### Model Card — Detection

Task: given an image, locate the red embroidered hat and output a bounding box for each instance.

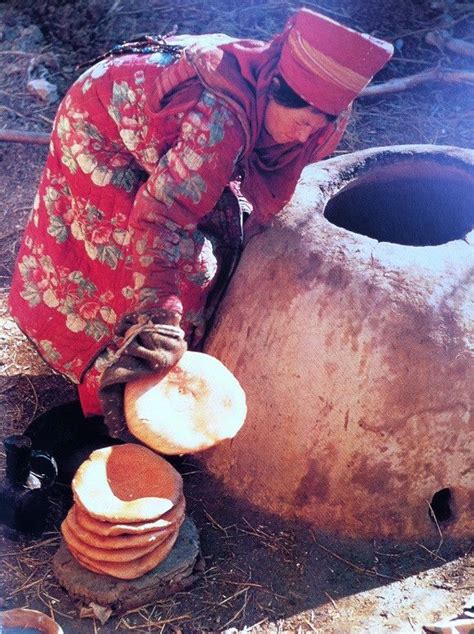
[278,8,394,115]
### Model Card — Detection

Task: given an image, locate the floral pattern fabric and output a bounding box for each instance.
[9,54,245,401]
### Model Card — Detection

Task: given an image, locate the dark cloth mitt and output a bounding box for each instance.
[99,309,187,437]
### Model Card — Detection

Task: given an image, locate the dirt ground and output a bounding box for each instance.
[0,0,473,632]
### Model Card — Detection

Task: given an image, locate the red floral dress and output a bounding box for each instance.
[9,53,246,412]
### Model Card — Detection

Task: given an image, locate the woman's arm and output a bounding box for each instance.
[126,90,245,318]
[99,91,245,432]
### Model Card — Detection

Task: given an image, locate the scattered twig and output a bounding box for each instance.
[241,517,275,540]
[2,536,60,556]
[116,600,169,619]
[392,9,474,40]
[119,614,192,630]
[311,533,399,581]
[301,616,319,633]
[407,614,417,631]
[427,500,444,553]
[202,508,233,536]
[362,68,474,96]
[6,569,37,597]
[223,579,286,598]
[0,128,51,144]
[36,114,54,125]
[324,591,339,611]
[25,375,39,422]
[375,549,415,558]
[416,541,447,562]
[220,587,249,630]
[391,56,438,65]
[0,105,29,120]
[38,602,74,622]
[237,517,294,556]
[216,586,249,607]
[7,576,45,598]
[248,619,269,631]
[313,539,367,573]
[0,228,23,241]
[0,51,37,56]
[48,601,60,631]
[430,1,474,9]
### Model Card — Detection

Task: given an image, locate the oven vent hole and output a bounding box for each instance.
[429,488,453,524]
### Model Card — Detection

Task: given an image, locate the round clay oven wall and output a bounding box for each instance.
[202,145,474,539]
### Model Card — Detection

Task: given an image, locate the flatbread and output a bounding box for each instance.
[65,505,177,550]
[74,494,186,536]
[61,516,166,562]
[125,351,247,454]
[66,530,179,579]
[72,444,183,522]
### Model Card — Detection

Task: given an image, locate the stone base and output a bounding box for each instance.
[52,517,201,613]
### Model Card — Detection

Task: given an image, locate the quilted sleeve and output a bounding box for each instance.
[125,90,245,316]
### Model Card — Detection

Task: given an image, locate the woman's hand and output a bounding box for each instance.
[99,309,187,436]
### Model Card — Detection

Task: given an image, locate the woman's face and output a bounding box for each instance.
[264,98,331,145]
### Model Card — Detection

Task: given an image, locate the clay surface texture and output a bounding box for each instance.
[203,145,473,539]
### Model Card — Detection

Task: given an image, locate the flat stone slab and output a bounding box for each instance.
[52,517,201,613]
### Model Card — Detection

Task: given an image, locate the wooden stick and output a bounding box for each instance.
[362,68,474,96]
[0,128,51,145]
[426,31,474,58]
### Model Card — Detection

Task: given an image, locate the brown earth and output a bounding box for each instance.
[0,0,473,632]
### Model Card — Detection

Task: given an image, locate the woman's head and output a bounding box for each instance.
[276,8,393,116]
[264,74,337,145]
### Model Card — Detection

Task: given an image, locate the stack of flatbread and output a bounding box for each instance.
[61,443,185,579]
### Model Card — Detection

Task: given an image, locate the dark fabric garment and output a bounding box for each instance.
[24,402,123,484]
[99,309,187,436]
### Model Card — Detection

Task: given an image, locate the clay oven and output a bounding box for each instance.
[202,145,473,539]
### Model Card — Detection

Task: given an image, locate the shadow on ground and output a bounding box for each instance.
[0,373,470,632]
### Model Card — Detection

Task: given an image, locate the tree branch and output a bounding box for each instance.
[361,67,474,96]
[0,129,51,144]
[426,31,474,58]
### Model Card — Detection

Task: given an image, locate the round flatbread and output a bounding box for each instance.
[65,505,177,550]
[74,494,186,536]
[61,516,166,562]
[125,351,247,454]
[72,444,183,522]
[66,530,179,579]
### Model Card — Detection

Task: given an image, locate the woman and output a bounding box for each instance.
[9,8,393,433]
